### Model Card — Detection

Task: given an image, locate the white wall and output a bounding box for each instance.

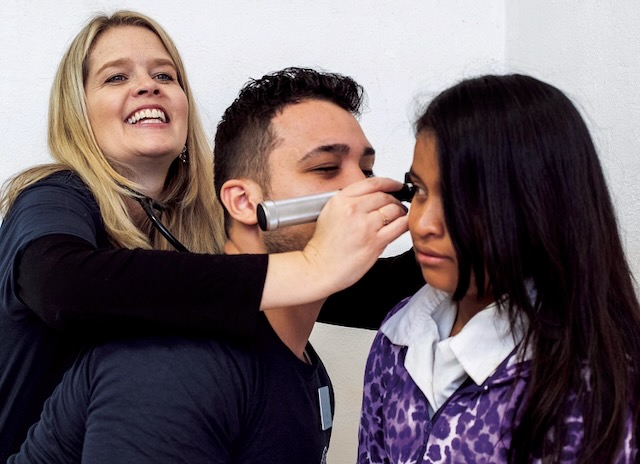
[1,2,637,463]
[504,1,640,280]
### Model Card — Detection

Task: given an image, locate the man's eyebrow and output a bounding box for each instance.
[298,144,376,163]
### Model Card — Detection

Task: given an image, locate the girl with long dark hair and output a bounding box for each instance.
[359,74,639,463]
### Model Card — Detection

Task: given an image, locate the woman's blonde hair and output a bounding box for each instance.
[0,10,225,253]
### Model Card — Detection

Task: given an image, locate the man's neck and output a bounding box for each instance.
[225,237,323,363]
[262,301,325,362]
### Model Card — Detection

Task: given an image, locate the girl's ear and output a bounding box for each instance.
[219,179,263,226]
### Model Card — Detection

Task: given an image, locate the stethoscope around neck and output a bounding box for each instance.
[128,190,189,252]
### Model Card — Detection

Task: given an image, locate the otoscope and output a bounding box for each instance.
[257,175,415,231]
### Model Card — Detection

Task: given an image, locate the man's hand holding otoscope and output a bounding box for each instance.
[257,174,416,231]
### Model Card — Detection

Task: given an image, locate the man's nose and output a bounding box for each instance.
[344,165,368,184]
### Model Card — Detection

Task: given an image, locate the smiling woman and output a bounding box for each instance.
[0,10,422,460]
[85,25,189,194]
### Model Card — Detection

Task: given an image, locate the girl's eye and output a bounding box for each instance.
[361,169,374,178]
[105,74,126,83]
[412,183,427,198]
[406,173,426,197]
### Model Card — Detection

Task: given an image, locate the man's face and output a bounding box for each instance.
[261,98,375,253]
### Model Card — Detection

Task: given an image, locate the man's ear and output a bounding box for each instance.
[219,179,263,226]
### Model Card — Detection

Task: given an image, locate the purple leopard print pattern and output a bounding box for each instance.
[358,300,638,463]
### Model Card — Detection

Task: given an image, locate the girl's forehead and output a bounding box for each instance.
[411,132,439,178]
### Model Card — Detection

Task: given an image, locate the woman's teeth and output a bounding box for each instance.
[127,109,167,124]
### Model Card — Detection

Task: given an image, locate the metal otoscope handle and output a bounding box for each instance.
[256,182,415,231]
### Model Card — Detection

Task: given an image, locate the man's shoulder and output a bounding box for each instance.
[90,335,258,377]
[44,336,262,464]
[74,335,260,432]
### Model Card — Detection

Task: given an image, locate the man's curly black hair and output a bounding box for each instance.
[213,67,365,232]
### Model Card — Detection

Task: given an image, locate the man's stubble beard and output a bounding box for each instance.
[262,226,313,254]
[260,182,315,254]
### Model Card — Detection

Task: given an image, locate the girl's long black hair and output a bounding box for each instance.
[416,74,640,462]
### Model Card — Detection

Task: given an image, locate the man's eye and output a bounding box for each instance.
[105,74,126,83]
[312,166,339,173]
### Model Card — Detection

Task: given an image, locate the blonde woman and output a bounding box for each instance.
[0,11,416,459]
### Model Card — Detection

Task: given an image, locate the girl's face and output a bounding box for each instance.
[84,25,188,178]
[408,132,459,294]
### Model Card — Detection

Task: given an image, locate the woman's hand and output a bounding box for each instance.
[262,177,408,308]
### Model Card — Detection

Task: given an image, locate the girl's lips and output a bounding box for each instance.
[415,248,449,265]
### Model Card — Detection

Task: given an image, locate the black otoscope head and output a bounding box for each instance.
[389,174,416,202]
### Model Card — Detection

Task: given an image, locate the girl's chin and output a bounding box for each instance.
[420,272,456,294]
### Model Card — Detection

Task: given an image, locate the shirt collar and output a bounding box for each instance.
[381,284,529,395]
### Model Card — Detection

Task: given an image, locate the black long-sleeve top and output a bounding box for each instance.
[0,171,423,460]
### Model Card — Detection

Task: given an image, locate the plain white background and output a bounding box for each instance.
[1,2,639,463]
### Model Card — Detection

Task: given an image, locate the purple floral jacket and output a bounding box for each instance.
[358,299,638,463]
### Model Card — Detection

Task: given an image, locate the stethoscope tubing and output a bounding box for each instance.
[138,196,189,252]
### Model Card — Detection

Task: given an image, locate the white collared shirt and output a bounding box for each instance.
[381,285,529,417]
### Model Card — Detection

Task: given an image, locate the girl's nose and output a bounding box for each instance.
[409,199,445,238]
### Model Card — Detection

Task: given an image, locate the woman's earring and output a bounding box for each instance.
[179,145,188,163]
